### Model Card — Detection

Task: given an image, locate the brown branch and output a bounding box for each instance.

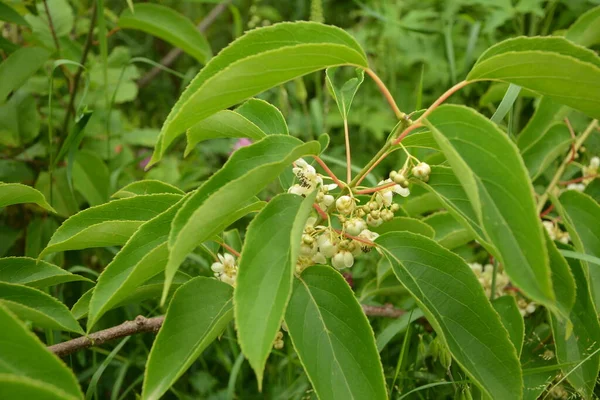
[137,1,231,88]
[48,315,164,357]
[42,0,62,56]
[362,304,405,318]
[61,3,97,134]
[49,303,406,357]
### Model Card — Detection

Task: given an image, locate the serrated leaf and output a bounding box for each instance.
[425,104,555,308]
[326,67,364,119]
[377,232,522,399]
[550,244,600,399]
[149,21,367,165]
[565,5,600,48]
[554,191,600,310]
[285,266,387,400]
[422,211,474,250]
[87,195,189,330]
[119,3,211,64]
[0,182,55,212]
[142,277,233,400]
[376,309,424,352]
[164,135,319,302]
[112,180,184,198]
[235,192,315,387]
[0,374,78,400]
[35,170,78,218]
[235,98,288,135]
[544,231,576,318]
[0,257,92,288]
[0,47,50,103]
[371,216,435,238]
[467,36,600,119]
[520,123,572,180]
[492,296,524,357]
[0,282,83,333]
[41,194,181,257]
[0,305,83,399]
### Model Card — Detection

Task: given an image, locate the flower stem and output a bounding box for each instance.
[312,155,345,188]
[364,68,405,120]
[344,118,352,183]
[354,181,397,194]
[536,119,598,214]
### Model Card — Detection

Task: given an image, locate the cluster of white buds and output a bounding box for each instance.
[273,331,284,350]
[288,158,324,196]
[211,253,238,286]
[542,220,570,244]
[315,183,337,210]
[567,155,599,192]
[336,195,356,215]
[469,262,536,317]
[412,162,432,182]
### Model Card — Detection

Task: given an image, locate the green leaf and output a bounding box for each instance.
[40,194,181,257]
[25,0,73,48]
[285,266,387,400]
[554,191,600,310]
[371,216,435,238]
[520,122,571,181]
[72,150,109,206]
[142,277,233,400]
[0,374,78,400]
[0,2,29,26]
[71,272,189,320]
[565,5,600,48]
[544,231,576,318]
[422,211,474,250]
[118,3,211,64]
[467,36,600,119]
[376,309,424,352]
[0,182,55,212]
[326,67,364,119]
[490,83,521,124]
[521,324,557,400]
[0,304,83,399]
[492,296,524,357]
[559,249,600,266]
[87,195,189,330]
[235,98,288,135]
[0,47,50,103]
[149,21,367,165]
[235,192,315,387]
[377,232,522,399]
[112,180,184,198]
[0,282,83,333]
[0,257,92,288]
[35,170,78,218]
[0,92,41,147]
[164,135,319,302]
[550,245,600,399]
[425,105,555,308]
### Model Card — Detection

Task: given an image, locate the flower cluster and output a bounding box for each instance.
[273,331,284,350]
[566,155,599,192]
[211,253,238,286]
[469,263,536,317]
[542,220,570,244]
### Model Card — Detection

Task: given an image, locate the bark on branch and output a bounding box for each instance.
[48,304,405,357]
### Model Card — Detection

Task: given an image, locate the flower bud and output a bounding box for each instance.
[412,162,431,180]
[336,195,355,215]
[381,209,394,221]
[345,218,367,236]
[389,170,398,180]
[370,210,380,219]
[317,234,338,258]
[366,214,383,227]
[392,172,408,187]
[391,203,400,212]
[331,250,354,269]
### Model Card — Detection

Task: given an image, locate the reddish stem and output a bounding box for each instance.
[312,156,345,188]
[559,174,597,185]
[355,181,396,194]
[364,68,405,119]
[540,204,555,218]
[354,152,388,187]
[313,203,328,219]
[334,229,375,246]
[393,122,424,145]
[215,241,241,257]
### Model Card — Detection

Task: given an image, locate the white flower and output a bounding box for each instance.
[312,252,327,265]
[331,250,354,269]
[211,253,238,286]
[590,156,600,169]
[292,158,323,193]
[469,262,483,276]
[366,214,383,227]
[300,234,318,257]
[412,162,431,180]
[344,218,366,236]
[567,183,585,192]
[336,195,355,215]
[358,229,379,242]
[288,184,310,196]
[374,179,410,207]
[542,221,555,239]
[317,234,338,258]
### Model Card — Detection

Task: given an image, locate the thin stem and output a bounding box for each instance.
[559,174,598,185]
[354,181,396,195]
[364,68,405,120]
[351,144,391,187]
[343,118,352,183]
[312,155,345,188]
[42,0,62,56]
[564,117,577,162]
[214,241,241,257]
[393,122,423,145]
[333,229,374,246]
[536,120,598,214]
[313,203,328,219]
[540,204,555,218]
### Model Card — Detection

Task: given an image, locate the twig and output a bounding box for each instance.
[214,240,241,257]
[354,181,396,194]
[42,0,62,56]
[49,303,406,356]
[312,155,345,188]
[364,68,405,120]
[48,315,164,357]
[61,3,97,134]
[137,1,231,88]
